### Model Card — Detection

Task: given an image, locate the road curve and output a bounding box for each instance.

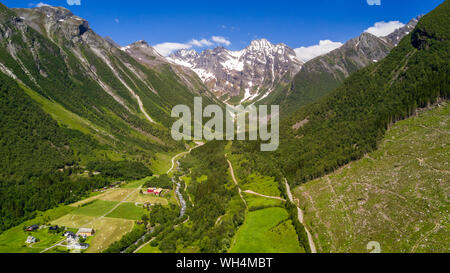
[243,190,286,202]
[167,142,204,174]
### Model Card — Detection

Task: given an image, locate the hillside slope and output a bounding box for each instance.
[1,4,216,147]
[0,3,215,232]
[294,103,449,253]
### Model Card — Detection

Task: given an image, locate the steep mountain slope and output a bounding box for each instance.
[265,19,419,116]
[168,39,303,104]
[0,4,215,231]
[121,40,218,102]
[0,69,114,231]
[294,103,449,253]
[0,71,74,182]
[11,6,216,128]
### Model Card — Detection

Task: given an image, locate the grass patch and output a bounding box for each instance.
[181,175,191,186]
[0,227,65,253]
[21,84,96,136]
[106,203,147,220]
[137,243,161,253]
[241,174,281,197]
[72,200,118,217]
[197,175,208,183]
[230,207,305,253]
[126,191,170,205]
[243,193,284,211]
[150,151,181,175]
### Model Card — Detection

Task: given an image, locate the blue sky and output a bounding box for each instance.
[2,0,445,57]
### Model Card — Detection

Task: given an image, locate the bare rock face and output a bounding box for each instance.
[167,39,303,103]
[14,6,90,42]
[385,16,421,46]
[121,40,168,67]
[120,40,213,98]
[12,6,116,54]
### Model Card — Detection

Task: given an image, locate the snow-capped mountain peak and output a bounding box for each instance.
[167,39,303,103]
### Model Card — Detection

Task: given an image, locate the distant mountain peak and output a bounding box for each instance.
[167,39,303,103]
[248,38,274,48]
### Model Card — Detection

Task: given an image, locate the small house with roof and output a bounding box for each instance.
[26,236,37,244]
[77,228,95,237]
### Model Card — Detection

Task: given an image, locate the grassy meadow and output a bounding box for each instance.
[230,207,305,253]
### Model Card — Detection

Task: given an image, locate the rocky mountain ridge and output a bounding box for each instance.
[167,38,303,104]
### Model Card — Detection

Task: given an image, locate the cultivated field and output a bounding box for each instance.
[0,173,177,253]
[51,214,134,253]
[47,177,172,252]
[294,104,450,253]
[72,200,119,217]
[106,203,147,220]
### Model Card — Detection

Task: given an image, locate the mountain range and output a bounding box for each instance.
[154,18,419,108]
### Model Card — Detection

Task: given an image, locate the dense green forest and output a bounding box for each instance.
[0,72,74,182]
[0,72,113,231]
[234,0,449,187]
[143,174,172,189]
[86,160,152,180]
[0,74,151,231]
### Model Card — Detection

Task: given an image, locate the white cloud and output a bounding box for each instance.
[154,36,232,56]
[295,40,343,62]
[365,21,405,37]
[153,42,193,56]
[67,0,81,6]
[189,39,213,47]
[367,0,381,6]
[35,2,50,7]
[212,36,231,46]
